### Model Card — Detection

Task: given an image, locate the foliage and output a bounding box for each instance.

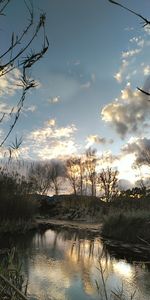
[0,248,28,299]
[102,210,150,243]
[0,167,36,221]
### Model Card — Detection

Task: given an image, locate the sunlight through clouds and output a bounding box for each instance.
[26,119,78,160]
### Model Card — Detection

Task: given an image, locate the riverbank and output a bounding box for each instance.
[0,217,102,236]
[1,217,150,261]
[36,217,102,236]
[1,212,150,244]
[0,219,38,235]
[101,211,150,244]
[35,218,150,261]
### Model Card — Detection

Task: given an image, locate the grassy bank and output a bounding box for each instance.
[0,219,38,235]
[101,210,150,243]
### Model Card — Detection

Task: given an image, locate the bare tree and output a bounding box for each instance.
[66,157,80,195]
[108,1,150,27]
[77,157,86,195]
[28,160,64,195]
[97,167,118,202]
[28,163,51,195]
[0,0,48,147]
[84,148,97,196]
[50,160,65,195]
[66,156,87,195]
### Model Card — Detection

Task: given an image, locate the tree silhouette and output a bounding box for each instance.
[97,167,118,202]
[85,148,97,196]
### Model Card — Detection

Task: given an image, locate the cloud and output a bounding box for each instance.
[0,69,21,97]
[86,135,113,148]
[86,135,106,148]
[46,119,56,126]
[143,65,150,76]
[26,120,78,160]
[124,27,134,31]
[114,59,129,83]
[35,140,77,160]
[114,35,145,83]
[0,102,13,114]
[121,137,150,166]
[28,123,77,141]
[80,81,91,89]
[129,36,144,48]
[101,82,150,138]
[0,103,36,121]
[23,105,37,113]
[48,96,61,104]
[122,48,141,59]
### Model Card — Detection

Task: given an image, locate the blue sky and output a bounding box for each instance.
[1,0,150,182]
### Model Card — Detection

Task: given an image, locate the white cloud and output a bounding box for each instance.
[114,59,129,83]
[116,153,137,184]
[48,96,61,104]
[129,36,144,48]
[122,48,141,59]
[0,102,13,114]
[86,135,106,148]
[143,65,150,76]
[101,82,150,138]
[0,69,21,97]
[46,119,56,126]
[36,140,77,160]
[26,120,78,160]
[23,105,37,112]
[114,35,145,83]
[86,135,113,148]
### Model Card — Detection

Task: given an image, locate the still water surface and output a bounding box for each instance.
[1,228,150,300]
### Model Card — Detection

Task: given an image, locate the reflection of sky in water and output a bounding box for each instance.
[13,230,150,300]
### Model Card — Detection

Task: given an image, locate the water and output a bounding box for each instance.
[1,228,150,300]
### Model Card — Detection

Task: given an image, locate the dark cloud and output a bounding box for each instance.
[122,137,150,166]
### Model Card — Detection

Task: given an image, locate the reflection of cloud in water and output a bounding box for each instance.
[28,230,103,299]
[25,229,150,300]
[28,256,71,300]
[113,261,133,279]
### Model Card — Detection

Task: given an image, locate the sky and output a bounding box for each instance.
[1,0,150,184]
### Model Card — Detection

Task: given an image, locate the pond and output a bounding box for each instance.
[0,227,150,300]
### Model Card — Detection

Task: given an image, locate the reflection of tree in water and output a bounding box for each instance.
[103,239,150,265]
[1,228,150,299]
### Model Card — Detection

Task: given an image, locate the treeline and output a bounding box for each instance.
[0,146,149,223]
[28,148,119,203]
